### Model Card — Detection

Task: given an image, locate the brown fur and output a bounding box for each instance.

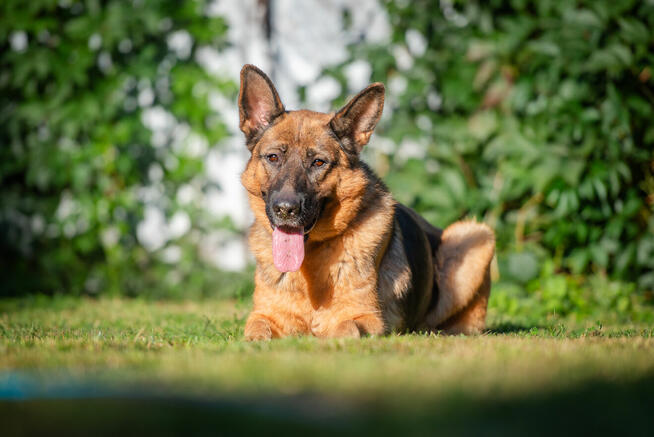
[424,221,495,334]
[238,65,495,340]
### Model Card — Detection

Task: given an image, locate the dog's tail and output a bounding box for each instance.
[423,220,495,334]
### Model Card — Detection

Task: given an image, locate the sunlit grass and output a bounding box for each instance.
[2,296,654,434]
[1,296,653,403]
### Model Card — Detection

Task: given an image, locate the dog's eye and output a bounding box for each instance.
[266,154,279,163]
[312,159,326,168]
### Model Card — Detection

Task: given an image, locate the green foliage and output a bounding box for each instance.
[2,0,653,313]
[0,0,240,297]
[490,266,654,327]
[334,0,654,292]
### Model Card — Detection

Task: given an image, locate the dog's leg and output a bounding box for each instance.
[315,312,385,338]
[329,314,385,338]
[437,267,490,335]
[244,311,310,341]
[352,313,385,336]
[328,320,361,338]
[423,220,495,333]
[244,314,275,341]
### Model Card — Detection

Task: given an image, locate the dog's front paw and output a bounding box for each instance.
[244,317,273,341]
[328,320,361,339]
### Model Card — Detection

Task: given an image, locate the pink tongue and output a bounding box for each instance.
[272,227,305,272]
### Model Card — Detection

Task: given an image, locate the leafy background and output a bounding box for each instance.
[1,0,652,323]
[0,0,250,300]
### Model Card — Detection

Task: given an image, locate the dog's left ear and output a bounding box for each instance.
[238,64,285,145]
[330,83,385,154]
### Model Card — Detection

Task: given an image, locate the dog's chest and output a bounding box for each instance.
[287,266,381,337]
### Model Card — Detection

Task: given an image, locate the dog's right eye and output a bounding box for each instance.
[266,154,279,163]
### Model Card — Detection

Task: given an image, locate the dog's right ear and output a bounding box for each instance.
[238,64,285,146]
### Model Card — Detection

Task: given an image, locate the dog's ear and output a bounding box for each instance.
[330,83,385,154]
[238,64,285,145]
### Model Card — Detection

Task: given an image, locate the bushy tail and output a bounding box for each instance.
[423,220,495,332]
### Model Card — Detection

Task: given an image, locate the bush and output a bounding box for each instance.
[2,0,653,308]
[0,0,240,297]
[329,0,654,292]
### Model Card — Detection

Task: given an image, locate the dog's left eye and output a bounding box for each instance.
[312,159,326,168]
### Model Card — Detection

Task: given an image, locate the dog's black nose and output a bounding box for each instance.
[273,199,301,220]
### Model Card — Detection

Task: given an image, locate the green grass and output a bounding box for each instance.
[1,295,654,435]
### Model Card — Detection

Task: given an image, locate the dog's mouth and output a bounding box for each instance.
[269,202,324,273]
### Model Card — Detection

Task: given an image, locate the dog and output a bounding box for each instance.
[238,64,495,340]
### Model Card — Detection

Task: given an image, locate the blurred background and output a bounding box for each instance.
[1,0,652,322]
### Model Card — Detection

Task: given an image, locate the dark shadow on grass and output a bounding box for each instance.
[485,322,545,334]
[2,374,654,436]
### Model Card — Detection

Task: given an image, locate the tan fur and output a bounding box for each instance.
[423,221,495,333]
[241,110,395,339]
[237,65,495,340]
[437,269,491,335]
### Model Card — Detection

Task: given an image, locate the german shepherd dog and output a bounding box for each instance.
[239,65,495,340]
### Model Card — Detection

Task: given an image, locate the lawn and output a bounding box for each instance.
[1,295,654,435]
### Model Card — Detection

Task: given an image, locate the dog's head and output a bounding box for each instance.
[238,64,384,272]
